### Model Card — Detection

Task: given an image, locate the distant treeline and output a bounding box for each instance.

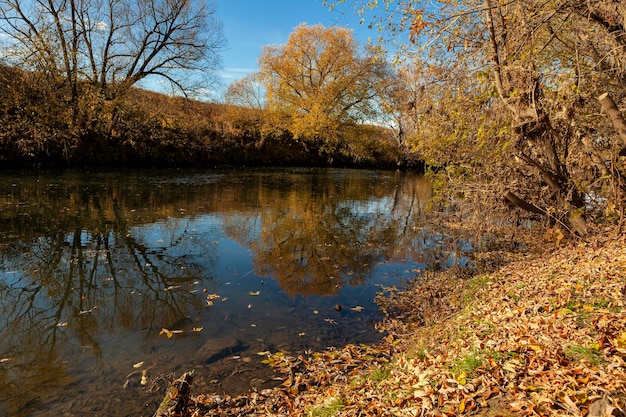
[0,65,409,169]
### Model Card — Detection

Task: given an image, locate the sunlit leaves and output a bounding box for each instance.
[259,23,386,146]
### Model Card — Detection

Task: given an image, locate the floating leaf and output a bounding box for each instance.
[249,291,260,296]
[159,328,183,339]
[351,306,364,312]
[133,361,144,368]
[192,327,203,332]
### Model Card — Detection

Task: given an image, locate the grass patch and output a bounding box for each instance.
[450,350,484,379]
[368,367,391,384]
[307,397,344,417]
[565,345,604,366]
[461,275,492,304]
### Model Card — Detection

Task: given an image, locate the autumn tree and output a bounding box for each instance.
[223,71,267,135]
[325,0,626,234]
[0,0,223,159]
[0,0,223,96]
[224,72,266,111]
[258,23,388,154]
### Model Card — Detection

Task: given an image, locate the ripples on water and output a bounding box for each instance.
[0,168,466,416]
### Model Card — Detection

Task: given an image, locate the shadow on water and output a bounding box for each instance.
[0,168,468,416]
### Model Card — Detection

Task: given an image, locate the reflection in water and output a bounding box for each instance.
[0,168,462,416]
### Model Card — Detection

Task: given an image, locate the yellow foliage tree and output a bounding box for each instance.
[259,23,386,150]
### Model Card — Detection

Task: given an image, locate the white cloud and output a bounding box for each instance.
[220,67,257,82]
[95,21,109,32]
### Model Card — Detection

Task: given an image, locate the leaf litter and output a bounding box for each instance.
[175,230,626,416]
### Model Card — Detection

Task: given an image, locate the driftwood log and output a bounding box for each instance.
[153,371,194,417]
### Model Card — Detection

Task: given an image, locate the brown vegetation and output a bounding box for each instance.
[0,64,402,167]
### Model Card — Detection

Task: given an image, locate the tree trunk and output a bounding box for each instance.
[598,92,626,155]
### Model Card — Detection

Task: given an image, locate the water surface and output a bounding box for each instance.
[0,168,459,416]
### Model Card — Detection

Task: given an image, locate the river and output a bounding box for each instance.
[0,167,465,416]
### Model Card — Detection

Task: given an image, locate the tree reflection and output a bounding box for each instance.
[0,168,469,416]
[0,174,218,415]
[220,170,438,296]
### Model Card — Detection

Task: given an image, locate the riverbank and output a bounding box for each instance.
[173,227,626,416]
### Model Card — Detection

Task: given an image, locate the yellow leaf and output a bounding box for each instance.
[133,361,144,368]
[614,332,626,349]
[456,371,467,385]
[459,397,466,413]
[249,291,260,296]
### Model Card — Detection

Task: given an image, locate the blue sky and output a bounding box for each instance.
[215,0,375,91]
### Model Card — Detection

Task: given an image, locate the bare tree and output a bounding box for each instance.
[224,71,267,111]
[0,0,224,99]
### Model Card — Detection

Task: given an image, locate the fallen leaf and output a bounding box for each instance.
[159,328,183,339]
[613,332,626,349]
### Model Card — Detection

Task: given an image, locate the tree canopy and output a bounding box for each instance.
[0,0,224,97]
[258,23,389,149]
[324,0,626,234]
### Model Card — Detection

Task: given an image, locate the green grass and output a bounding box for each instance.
[307,397,344,417]
[368,367,391,384]
[565,345,604,366]
[450,350,484,378]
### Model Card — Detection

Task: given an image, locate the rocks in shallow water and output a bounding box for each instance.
[194,336,243,364]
